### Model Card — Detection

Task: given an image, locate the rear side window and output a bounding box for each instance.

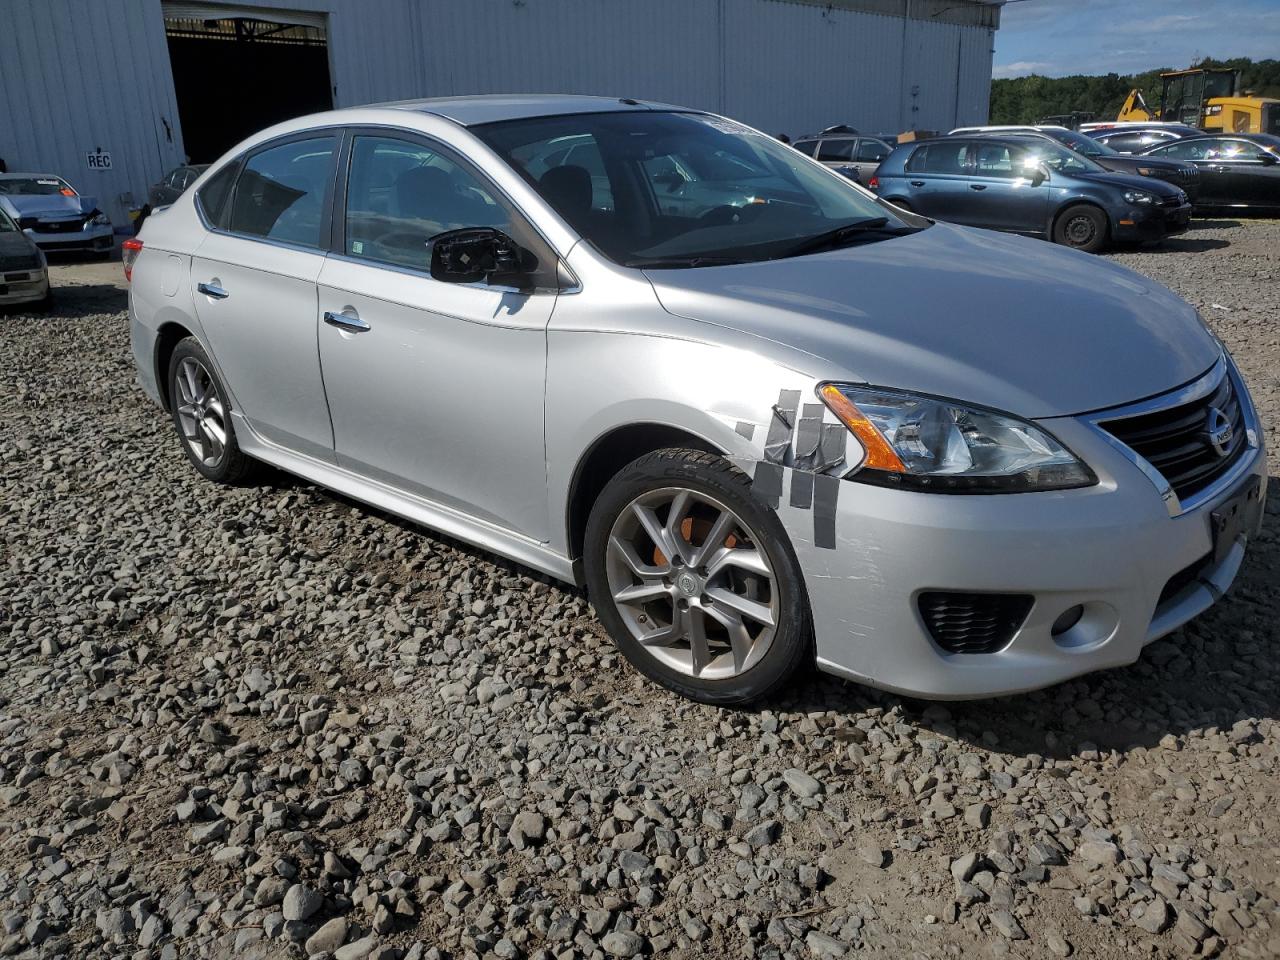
[816,139,857,161]
[196,163,237,228]
[856,139,889,163]
[793,140,819,157]
[1148,140,1211,160]
[906,143,967,174]
[227,136,336,248]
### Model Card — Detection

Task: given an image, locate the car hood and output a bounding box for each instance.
[0,231,39,259]
[1072,170,1183,196]
[645,222,1218,419]
[1,194,97,219]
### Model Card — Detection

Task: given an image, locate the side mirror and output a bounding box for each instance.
[1028,165,1048,186]
[1258,152,1278,166]
[429,227,536,290]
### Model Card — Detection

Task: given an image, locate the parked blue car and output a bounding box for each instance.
[869,135,1192,252]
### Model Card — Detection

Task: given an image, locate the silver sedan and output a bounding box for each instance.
[126,95,1265,704]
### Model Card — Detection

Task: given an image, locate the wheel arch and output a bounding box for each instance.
[154,321,197,412]
[1050,198,1112,239]
[565,422,726,573]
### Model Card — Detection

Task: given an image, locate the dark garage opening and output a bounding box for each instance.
[165,15,333,163]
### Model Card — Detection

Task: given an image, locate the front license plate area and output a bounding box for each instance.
[1211,474,1263,564]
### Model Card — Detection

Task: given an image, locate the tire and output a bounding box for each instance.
[167,336,257,484]
[34,289,54,313]
[1053,204,1108,253]
[584,448,811,705]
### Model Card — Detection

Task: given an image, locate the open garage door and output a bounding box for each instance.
[162,3,333,163]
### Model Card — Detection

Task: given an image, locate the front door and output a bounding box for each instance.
[189,134,338,460]
[957,142,1049,233]
[316,133,560,540]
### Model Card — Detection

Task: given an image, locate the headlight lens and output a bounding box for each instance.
[91,212,111,226]
[819,384,1096,493]
[1123,190,1156,204]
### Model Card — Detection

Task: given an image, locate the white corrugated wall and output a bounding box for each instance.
[0,0,996,228]
[0,0,186,227]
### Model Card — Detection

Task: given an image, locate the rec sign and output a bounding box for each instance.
[86,150,112,170]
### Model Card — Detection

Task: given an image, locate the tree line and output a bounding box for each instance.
[989,57,1280,125]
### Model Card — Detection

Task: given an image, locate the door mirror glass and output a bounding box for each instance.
[429,227,535,290]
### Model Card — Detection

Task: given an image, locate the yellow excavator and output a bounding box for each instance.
[1117,68,1280,135]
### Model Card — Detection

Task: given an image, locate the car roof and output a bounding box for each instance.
[0,172,68,180]
[373,94,687,126]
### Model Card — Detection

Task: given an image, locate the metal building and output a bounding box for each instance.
[0,0,1003,228]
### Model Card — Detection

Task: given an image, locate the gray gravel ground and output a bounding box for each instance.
[1,220,1278,960]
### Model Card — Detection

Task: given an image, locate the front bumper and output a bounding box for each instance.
[1113,201,1191,241]
[25,223,114,253]
[781,369,1264,699]
[0,268,49,305]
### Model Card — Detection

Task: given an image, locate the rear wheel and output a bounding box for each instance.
[1053,204,1108,253]
[167,337,257,484]
[584,448,811,705]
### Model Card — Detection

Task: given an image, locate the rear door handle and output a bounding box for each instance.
[969,184,987,191]
[197,281,229,300]
[323,310,371,333]
[910,180,926,187]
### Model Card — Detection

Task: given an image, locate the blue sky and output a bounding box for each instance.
[993,0,1280,79]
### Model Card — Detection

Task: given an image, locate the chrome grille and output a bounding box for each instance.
[1099,371,1247,501]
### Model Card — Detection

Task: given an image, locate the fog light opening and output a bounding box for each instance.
[1051,605,1085,638]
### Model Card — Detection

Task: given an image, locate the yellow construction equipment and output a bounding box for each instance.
[1116,68,1279,135]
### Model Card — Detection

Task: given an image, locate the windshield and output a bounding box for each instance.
[1043,128,1115,157]
[476,110,916,267]
[0,177,76,197]
[1021,140,1106,175]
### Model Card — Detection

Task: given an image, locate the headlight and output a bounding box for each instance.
[818,384,1096,493]
[91,212,111,226]
[1123,190,1156,204]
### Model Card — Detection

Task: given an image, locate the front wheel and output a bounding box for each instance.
[584,448,811,705]
[1053,204,1108,253]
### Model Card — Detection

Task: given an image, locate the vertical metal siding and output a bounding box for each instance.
[2,0,996,228]
[1,0,186,227]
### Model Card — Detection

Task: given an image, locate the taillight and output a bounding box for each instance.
[868,175,879,190]
[122,238,143,282]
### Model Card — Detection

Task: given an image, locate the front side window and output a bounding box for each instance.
[477,111,914,267]
[970,143,1018,178]
[1206,139,1268,161]
[793,140,819,157]
[227,136,335,248]
[343,135,557,285]
[1023,140,1102,174]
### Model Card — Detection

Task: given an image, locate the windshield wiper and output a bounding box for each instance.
[627,255,753,269]
[781,217,918,258]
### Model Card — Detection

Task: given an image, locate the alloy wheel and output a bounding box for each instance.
[604,487,779,680]
[174,357,228,467]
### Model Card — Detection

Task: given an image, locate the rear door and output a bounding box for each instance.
[189,133,338,461]
[315,131,558,540]
[852,138,891,181]
[898,140,975,223]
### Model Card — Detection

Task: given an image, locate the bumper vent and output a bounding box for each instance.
[1099,371,1246,502]
[918,591,1033,655]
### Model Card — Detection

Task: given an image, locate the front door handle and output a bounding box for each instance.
[197,281,229,300]
[910,180,926,187]
[969,184,987,191]
[323,310,371,333]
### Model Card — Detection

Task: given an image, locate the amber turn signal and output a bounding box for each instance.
[818,384,907,473]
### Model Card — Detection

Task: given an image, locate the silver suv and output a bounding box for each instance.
[127,96,1265,704]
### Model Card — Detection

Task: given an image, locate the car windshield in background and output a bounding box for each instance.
[1043,128,1115,157]
[476,110,917,267]
[0,177,75,196]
